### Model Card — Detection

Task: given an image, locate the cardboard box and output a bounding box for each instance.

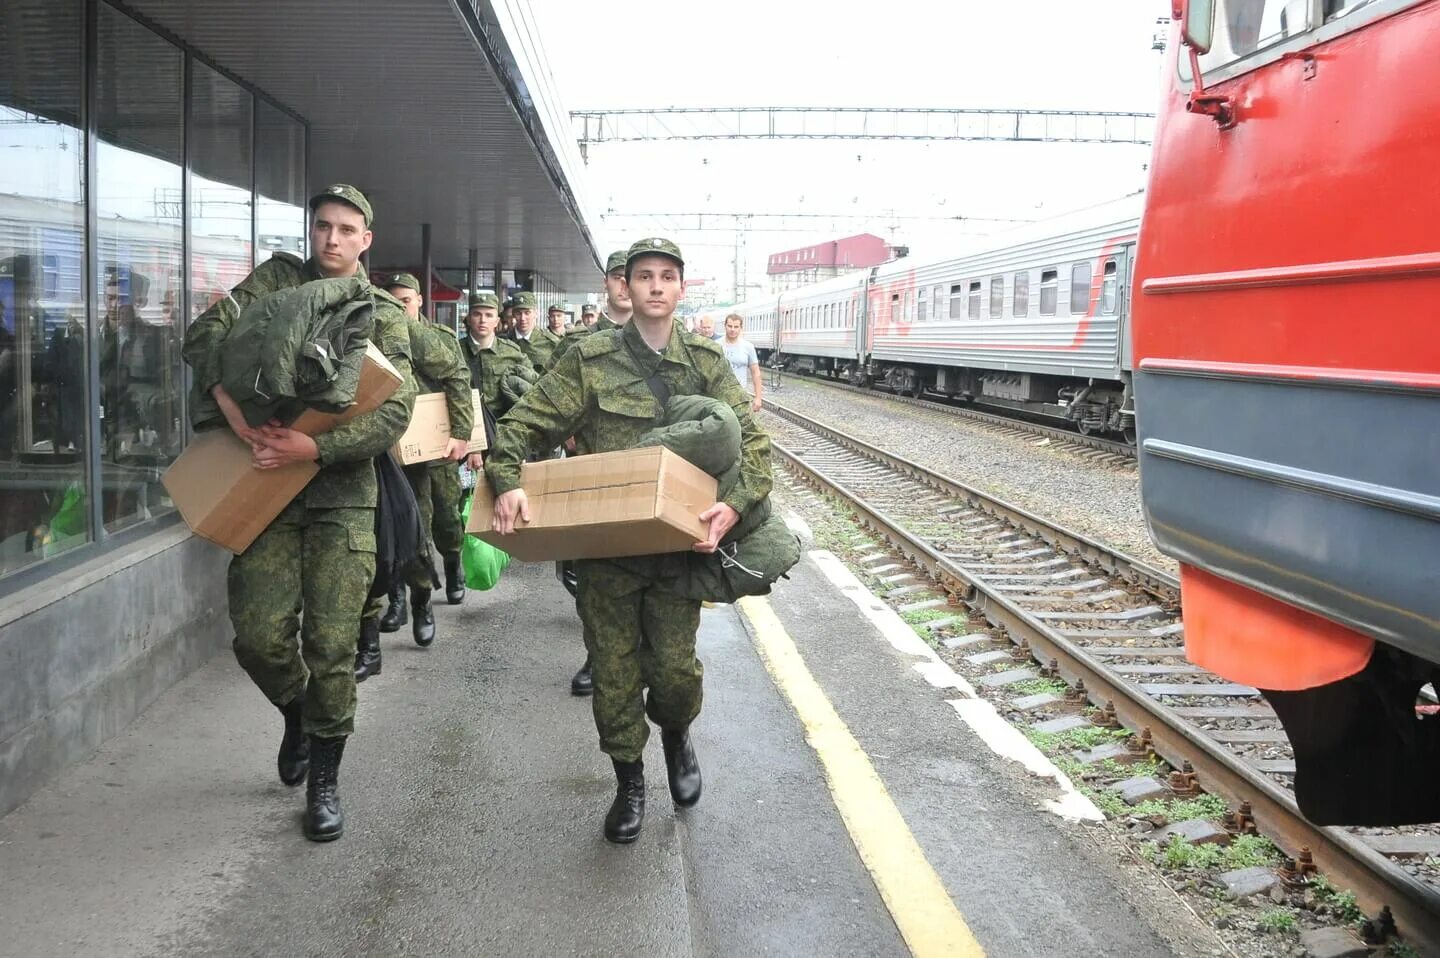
[163,341,404,554]
[466,446,717,562]
[392,389,488,465]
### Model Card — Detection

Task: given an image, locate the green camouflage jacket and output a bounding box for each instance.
[460,334,537,417]
[485,319,772,518]
[410,320,473,467]
[510,325,561,373]
[550,312,620,366]
[182,252,417,510]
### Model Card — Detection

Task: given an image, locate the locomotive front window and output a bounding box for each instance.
[1013,271,1029,317]
[1101,260,1118,315]
[1039,269,1058,316]
[1070,262,1093,315]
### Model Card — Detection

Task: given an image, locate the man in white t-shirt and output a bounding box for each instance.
[721,313,763,412]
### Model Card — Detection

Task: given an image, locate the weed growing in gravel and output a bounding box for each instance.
[1386,941,1421,958]
[1010,678,1068,697]
[900,608,950,625]
[1256,908,1298,934]
[1025,725,1128,753]
[1157,833,1283,874]
[1308,875,1363,924]
[1087,790,1229,823]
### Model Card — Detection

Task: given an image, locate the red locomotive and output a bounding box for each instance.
[1133,0,1440,824]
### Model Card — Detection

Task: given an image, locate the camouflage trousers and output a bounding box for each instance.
[576,558,704,763]
[229,500,374,738]
[413,461,464,556]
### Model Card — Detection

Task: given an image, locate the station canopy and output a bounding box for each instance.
[121,0,600,288]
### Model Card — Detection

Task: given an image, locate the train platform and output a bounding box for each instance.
[0,518,1220,957]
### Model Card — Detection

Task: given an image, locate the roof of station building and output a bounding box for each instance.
[121,0,600,288]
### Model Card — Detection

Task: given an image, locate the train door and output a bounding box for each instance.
[1114,243,1136,372]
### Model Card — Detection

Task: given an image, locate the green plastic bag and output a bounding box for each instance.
[460,495,510,591]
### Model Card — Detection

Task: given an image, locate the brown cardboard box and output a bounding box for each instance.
[391,389,488,465]
[163,341,403,554]
[468,389,488,453]
[466,446,716,561]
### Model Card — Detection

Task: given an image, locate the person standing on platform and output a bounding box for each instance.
[181,184,416,842]
[547,303,569,335]
[486,237,773,844]
[507,291,560,373]
[694,314,714,340]
[359,272,472,679]
[579,304,598,329]
[721,312,764,413]
[460,290,537,431]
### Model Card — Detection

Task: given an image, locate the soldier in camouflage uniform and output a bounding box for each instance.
[460,291,537,423]
[506,290,561,373]
[357,273,474,680]
[551,249,632,367]
[182,184,416,843]
[546,303,569,336]
[486,238,772,844]
[550,249,637,697]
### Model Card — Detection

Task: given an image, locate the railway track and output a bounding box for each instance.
[771,369,1137,464]
[761,397,1440,951]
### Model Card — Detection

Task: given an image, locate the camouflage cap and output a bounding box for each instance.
[605,249,628,274]
[383,271,421,293]
[581,303,598,314]
[309,183,373,226]
[626,237,684,269]
[468,291,500,309]
[548,302,567,313]
[511,291,538,309]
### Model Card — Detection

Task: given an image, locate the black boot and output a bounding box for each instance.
[303,735,346,842]
[379,587,407,633]
[604,759,646,844]
[570,656,594,696]
[662,727,702,807]
[443,551,466,605]
[354,617,382,683]
[412,587,436,647]
[276,696,309,787]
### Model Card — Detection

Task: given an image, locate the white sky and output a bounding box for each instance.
[534,0,1172,300]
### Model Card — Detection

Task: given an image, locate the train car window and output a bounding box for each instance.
[967,281,982,320]
[1040,269,1058,316]
[1181,0,1308,78]
[1101,260,1118,315]
[1070,262,1093,316]
[907,290,916,322]
[1013,271,1029,317]
[917,293,928,323]
[949,285,964,319]
[989,277,1004,319]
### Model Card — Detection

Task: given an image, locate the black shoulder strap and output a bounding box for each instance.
[624,336,671,410]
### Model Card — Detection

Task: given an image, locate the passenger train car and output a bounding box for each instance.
[733,196,1142,441]
[1134,0,1440,825]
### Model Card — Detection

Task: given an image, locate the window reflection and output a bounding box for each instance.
[95,3,185,533]
[0,0,91,576]
[190,62,253,320]
[256,99,307,263]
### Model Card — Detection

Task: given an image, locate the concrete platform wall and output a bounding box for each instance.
[0,526,231,817]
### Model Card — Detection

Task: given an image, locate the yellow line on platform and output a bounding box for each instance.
[737,596,985,958]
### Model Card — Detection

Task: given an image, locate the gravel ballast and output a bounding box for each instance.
[763,377,1176,573]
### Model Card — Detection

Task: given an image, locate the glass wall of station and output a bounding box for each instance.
[0,0,307,581]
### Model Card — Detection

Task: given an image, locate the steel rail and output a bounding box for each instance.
[773,371,1137,460]
[766,400,1440,950]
